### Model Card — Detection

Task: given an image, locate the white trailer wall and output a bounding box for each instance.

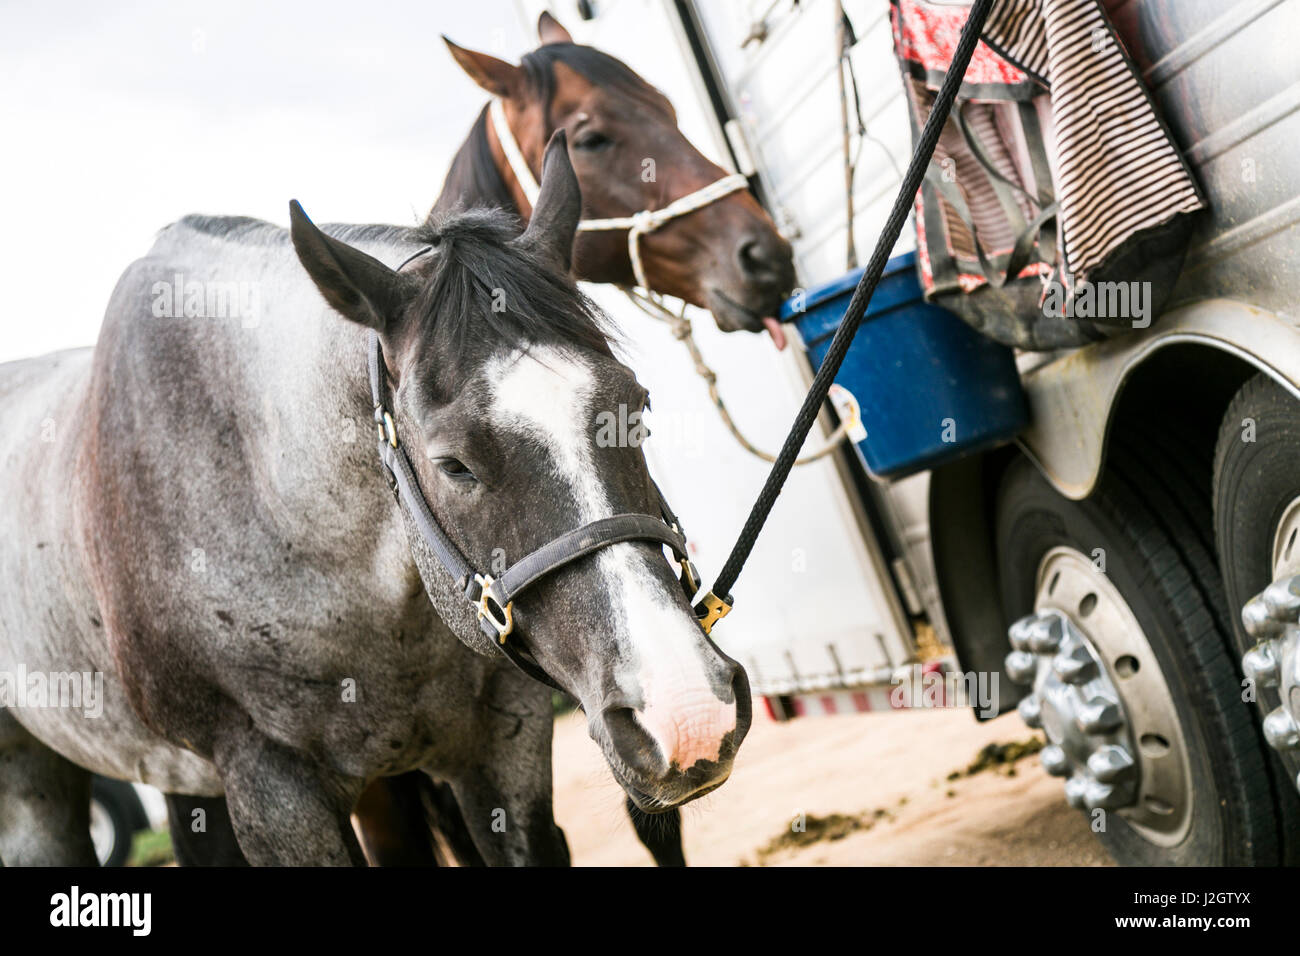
[510,0,918,693]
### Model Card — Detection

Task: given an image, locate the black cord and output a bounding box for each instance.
[706,0,994,603]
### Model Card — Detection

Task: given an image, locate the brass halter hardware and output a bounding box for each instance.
[474,573,515,642]
[679,557,700,598]
[694,591,733,636]
[374,405,398,449]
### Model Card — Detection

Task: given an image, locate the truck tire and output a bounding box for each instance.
[1213,372,1300,863]
[996,451,1279,865]
[90,777,146,868]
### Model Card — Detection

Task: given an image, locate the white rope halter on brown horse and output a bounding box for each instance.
[489,98,854,465]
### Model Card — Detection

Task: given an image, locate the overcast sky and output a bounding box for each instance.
[0,0,903,672]
[0,0,534,363]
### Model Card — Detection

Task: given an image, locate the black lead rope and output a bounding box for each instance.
[694,0,996,634]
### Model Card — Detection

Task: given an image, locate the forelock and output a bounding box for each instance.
[407,206,613,395]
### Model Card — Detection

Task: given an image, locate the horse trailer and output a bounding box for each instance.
[537,0,1300,866]
[2,0,1296,875]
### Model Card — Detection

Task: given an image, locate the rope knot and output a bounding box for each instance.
[631,209,661,234]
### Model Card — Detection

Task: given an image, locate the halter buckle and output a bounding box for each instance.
[474,573,515,642]
[679,557,700,599]
[374,404,398,448]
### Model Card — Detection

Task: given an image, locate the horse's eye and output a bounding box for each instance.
[434,458,477,483]
[573,131,613,152]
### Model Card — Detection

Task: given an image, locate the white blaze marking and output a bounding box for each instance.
[487,346,736,769]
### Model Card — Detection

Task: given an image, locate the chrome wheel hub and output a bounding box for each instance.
[1005,547,1193,843]
[89,799,115,866]
[1007,611,1138,810]
[1240,496,1300,792]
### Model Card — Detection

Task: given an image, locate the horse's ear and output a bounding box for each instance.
[442,35,522,99]
[289,200,414,333]
[538,12,573,45]
[515,131,581,275]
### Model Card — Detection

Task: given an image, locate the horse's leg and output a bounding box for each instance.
[422,777,488,866]
[447,673,569,866]
[165,793,250,866]
[353,774,441,866]
[352,773,492,867]
[213,728,365,866]
[626,798,687,867]
[0,709,97,865]
[448,765,569,867]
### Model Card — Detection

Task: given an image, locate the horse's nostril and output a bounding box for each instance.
[736,234,791,289]
[600,707,668,779]
[737,238,766,273]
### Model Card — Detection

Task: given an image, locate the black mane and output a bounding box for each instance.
[435,108,517,217]
[410,207,612,388]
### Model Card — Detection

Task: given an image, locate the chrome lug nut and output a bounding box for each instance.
[1008,615,1037,651]
[1262,575,1300,620]
[1017,695,1043,729]
[1243,594,1286,638]
[1263,705,1300,751]
[1052,644,1097,685]
[1076,697,1123,735]
[1087,744,1135,783]
[1005,650,1038,685]
[1242,642,1281,688]
[1027,615,1065,654]
[1063,774,1088,809]
[1083,778,1119,811]
[1040,743,1070,777]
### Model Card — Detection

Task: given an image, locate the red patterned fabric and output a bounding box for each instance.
[891,0,1027,88]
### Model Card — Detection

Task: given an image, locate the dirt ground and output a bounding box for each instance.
[552,705,1113,867]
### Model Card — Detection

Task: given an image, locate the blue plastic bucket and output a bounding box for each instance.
[779,251,1028,479]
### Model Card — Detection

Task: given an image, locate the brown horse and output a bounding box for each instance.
[348,14,793,867]
[439,13,794,340]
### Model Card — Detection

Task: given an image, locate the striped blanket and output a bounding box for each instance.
[893,0,1204,346]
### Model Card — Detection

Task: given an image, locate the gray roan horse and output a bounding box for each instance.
[0,134,751,865]
[352,12,794,866]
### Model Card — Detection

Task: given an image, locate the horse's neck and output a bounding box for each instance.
[253,232,407,489]
[209,255,420,591]
[234,229,380,434]
[255,221,414,409]
[107,218,416,550]
[429,106,523,220]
